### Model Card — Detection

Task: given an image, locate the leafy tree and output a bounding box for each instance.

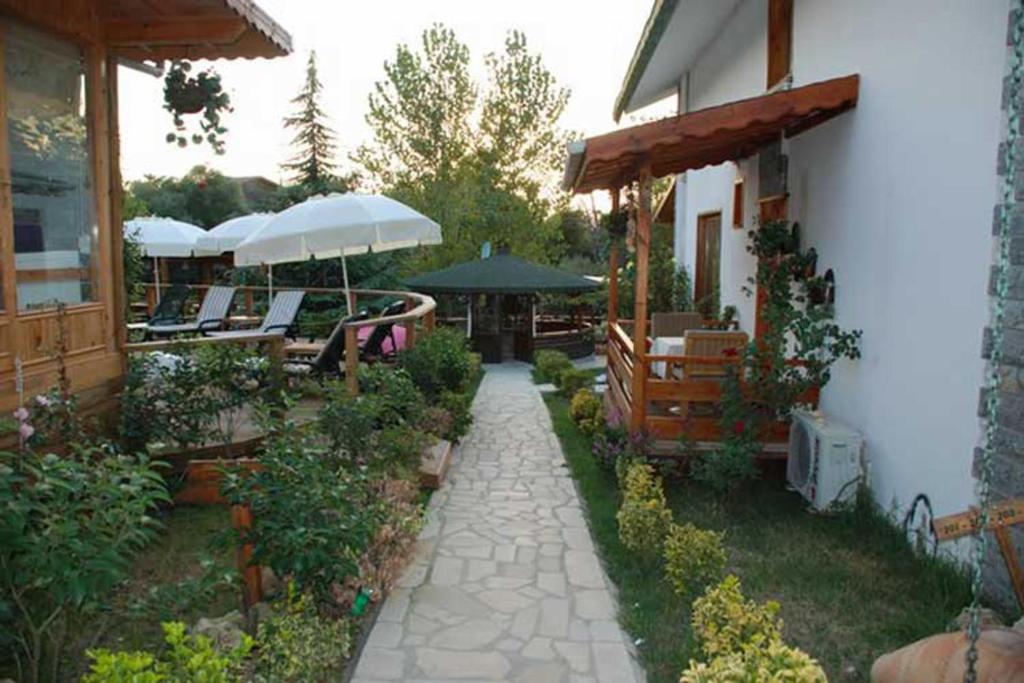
[355,25,571,272]
[282,51,344,193]
[125,165,245,228]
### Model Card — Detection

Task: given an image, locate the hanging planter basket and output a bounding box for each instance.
[163,60,232,154]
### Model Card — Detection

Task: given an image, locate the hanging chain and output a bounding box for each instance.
[967,4,1024,681]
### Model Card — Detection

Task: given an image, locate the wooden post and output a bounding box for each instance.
[404,296,416,350]
[243,288,254,317]
[425,308,436,333]
[231,505,262,609]
[630,171,653,433]
[608,188,620,325]
[345,325,359,395]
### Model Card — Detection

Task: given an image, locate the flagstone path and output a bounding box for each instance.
[352,362,645,683]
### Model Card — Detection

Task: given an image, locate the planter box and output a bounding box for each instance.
[175,458,262,505]
[419,439,453,489]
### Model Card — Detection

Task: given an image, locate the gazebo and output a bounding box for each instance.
[406,252,598,363]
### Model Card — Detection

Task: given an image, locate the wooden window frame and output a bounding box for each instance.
[732,179,744,228]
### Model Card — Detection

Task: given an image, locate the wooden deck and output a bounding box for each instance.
[605,321,818,448]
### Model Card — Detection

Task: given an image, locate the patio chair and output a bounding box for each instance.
[206,290,305,340]
[145,286,236,338]
[283,311,370,378]
[127,284,189,332]
[651,311,704,338]
[681,329,749,377]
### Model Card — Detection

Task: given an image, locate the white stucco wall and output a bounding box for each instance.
[667,0,1008,526]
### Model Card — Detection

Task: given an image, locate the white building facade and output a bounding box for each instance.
[615,0,1015,598]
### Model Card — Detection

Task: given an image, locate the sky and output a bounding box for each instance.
[117,0,675,200]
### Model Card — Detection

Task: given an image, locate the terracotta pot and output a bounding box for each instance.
[871,629,1024,683]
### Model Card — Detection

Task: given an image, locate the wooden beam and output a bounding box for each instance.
[105,17,247,46]
[630,170,652,433]
[107,54,127,364]
[767,0,793,88]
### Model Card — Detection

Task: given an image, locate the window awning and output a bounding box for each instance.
[563,74,859,194]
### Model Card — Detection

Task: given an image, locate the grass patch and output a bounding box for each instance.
[544,392,973,683]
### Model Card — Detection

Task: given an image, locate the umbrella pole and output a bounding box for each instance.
[154,257,161,306]
[341,252,353,317]
[268,264,273,300]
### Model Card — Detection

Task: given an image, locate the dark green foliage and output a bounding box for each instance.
[122,230,146,314]
[163,61,231,154]
[0,445,170,682]
[125,166,246,229]
[222,418,382,607]
[359,364,426,429]
[691,371,760,495]
[439,390,473,442]
[558,367,593,398]
[533,349,572,384]
[282,52,341,191]
[399,327,473,399]
[671,266,694,312]
[317,380,377,459]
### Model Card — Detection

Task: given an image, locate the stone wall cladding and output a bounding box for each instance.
[976,5,1024,612]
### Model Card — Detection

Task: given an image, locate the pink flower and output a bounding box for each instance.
[13,407,28,422]
[19,422,34,440]
[35,395,51,407]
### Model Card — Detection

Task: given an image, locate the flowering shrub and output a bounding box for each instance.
[691,575,782,659]
[616,461,672,553]
[569,388,604,435]
[83,621,251,682]
[533,349,572,384]
[663,522,727,597]
[255,586,351,681]
[679,639,827,683]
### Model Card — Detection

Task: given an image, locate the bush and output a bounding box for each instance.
[439,389,473,442]
[616,461,672,554]
[255,587,351,681]
[533,349,572,384]
[317,380,377,459]
[399,327,473,398]
[83,622,251,683]
[569,388,604,435]
[222,420,382,607]
[359,364,426,430]
[663,522,727,597]
[558,367,592,398]
[0,445,169,682]
[679,640,827,683]
[691,575,782,659]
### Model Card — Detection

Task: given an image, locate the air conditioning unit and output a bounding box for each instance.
[787,409,864,511]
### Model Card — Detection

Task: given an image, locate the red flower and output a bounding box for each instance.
[733,420,745,435]
[722,347,738,357]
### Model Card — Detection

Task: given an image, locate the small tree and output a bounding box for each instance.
[283,51,339,193]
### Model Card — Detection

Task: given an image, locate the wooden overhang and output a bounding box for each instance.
[105,0,292,60]
[563,74,859,194]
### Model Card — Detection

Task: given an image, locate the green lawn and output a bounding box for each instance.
[543,392,975,683]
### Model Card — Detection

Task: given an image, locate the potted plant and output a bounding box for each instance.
[163,60,232,154]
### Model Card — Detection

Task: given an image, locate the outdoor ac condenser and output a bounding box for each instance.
[786,409,864,511]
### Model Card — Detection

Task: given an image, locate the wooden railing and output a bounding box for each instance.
[130,284,437,396]
[604,326,819,449]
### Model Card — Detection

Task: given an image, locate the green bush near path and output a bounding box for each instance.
[542,391,973,683]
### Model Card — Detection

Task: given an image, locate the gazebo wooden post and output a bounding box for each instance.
[607,188,620,325]
[630,170,653,433]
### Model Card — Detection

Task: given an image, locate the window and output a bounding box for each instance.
[5,22,97,310]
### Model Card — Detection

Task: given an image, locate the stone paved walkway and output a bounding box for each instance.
[353,363,645,683]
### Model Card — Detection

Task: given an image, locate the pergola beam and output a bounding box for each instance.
[106,17,248,46]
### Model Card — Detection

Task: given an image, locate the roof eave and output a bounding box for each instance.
[612,0,680,123]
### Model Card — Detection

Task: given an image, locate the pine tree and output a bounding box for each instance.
[283,51,337,191]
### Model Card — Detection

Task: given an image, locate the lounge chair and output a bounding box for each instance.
[128,284,189,332]
[283,311,370,377]
[145,286,236,338]
[206,290,305,340]
[651,311,704,338]
[681,329,749,377]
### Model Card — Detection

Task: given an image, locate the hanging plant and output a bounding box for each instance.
[163,60,231,154]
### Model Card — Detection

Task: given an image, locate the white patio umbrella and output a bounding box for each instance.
[196,213,277,296]
[233,194,442,315]
[124,216,217,303]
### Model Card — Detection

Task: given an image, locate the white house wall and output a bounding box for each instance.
[669,0,1008,527]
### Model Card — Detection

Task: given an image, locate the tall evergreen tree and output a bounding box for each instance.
[283,51,337,191]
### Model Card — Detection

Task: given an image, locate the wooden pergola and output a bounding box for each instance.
[563,75,859,437]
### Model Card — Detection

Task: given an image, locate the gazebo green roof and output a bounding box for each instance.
[405,253,599,295]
